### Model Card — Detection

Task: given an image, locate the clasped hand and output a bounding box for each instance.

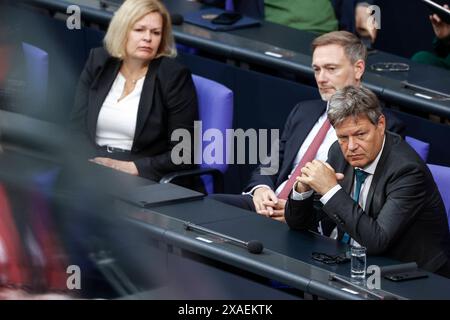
[295,160,344,195]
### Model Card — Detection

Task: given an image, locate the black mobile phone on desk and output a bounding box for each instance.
[211,12,242,25]
[384,270,429,282]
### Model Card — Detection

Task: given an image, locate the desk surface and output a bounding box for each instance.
[124,191,450,300]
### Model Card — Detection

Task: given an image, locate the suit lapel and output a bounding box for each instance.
[87,59,121,142]
[365,133,393,216]
[132,58,162,148]
[341,163,354,195]
[335,152,354,240]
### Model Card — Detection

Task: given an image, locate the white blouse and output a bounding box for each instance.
[95,72,144,150]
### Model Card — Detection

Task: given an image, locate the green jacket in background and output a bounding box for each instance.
[264,0,338,34]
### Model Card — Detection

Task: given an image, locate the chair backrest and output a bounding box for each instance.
[192,75,233,193]
[405,136,430,162]
[225,0,235,11]
[428,164,450,230]
[22,42,48,110]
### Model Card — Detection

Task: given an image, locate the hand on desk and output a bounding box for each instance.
[430,4,450,40]
[90,157,139,176]
[253,187,286,223]
[296,160,344,196]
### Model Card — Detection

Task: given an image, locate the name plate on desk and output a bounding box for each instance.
[121,183,204,208]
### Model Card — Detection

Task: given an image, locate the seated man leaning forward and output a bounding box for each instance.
[285,85,450,278]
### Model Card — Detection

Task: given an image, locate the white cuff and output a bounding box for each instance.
[320,184,342,205]
[291,182,314,200]
[242,184,272,197]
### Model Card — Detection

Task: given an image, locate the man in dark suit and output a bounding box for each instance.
[211,31,404,221]
[286,86,450,276]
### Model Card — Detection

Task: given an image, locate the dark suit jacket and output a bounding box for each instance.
[70,47,199,182]
[286,132,450,272]
[245,99,405,192]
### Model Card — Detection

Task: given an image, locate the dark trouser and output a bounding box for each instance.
[208,193,256,212]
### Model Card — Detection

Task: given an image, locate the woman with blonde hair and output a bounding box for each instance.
[71,0,198,185]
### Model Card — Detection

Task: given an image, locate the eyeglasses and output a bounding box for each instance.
[370,62,410,72]
[311,252,350,265]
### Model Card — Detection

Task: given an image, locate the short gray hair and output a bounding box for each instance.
[327,86,383,127]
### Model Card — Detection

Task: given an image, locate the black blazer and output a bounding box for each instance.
[245,99,405,192]
[71,47,199,182]
[286,132,450,272]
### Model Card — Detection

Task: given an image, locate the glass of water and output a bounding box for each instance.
[351,246,366,279]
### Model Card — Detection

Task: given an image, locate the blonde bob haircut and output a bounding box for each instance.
[103,0,176,59]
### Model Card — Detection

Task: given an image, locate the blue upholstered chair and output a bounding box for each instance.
[225,0,235,11]
[428,164,450,230]
[160,75,234,194]
[405,136,430,162]
[22,42,49,110]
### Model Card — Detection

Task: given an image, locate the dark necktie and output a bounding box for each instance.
[341,169,369,244]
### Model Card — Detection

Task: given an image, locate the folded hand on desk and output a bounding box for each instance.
[90,157,139,176]
[253,187,286,223]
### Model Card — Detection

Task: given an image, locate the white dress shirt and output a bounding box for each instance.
[96,73,143,150]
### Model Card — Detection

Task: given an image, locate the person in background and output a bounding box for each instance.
[200,0,377,42]
[0,185,71,299]
[71,0,199,187]
[412,4,450,70]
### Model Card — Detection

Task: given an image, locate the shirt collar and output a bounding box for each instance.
[320,101,331,121]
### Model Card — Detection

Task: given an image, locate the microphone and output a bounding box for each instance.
[184,222,264,254]
[171,13,184,26]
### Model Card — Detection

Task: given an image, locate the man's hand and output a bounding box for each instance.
[297,160,344,196]
[294,177,312,194]
[355,3,378,43]
[430,5,450,40]
[253,187,286,222]
[90,157,139,176]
